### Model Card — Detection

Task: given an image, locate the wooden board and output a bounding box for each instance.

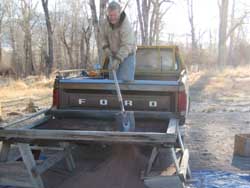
[0,162,33,187]
[144,175,184,188]
[0,129,177,145]
[179,149,189,182]
[234,134,250,157]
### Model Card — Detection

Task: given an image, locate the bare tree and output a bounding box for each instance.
[0,0,7,63]
[136,0,151,45]
[5,0,22,77]
[80,3,92,68]
[149,0,173,45]
[186,0,197,50]
[60,22,74,67]
[218,0,229,67]
[89,0,108,58]
[136,0,173,45]
[41,0,54,77]
[218,0,249,67]
[19,0,38,76]
[80,23,92,68]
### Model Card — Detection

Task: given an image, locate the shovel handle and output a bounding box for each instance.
[112,69,125,113]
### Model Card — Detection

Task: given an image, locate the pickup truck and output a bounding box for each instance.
[0,45,190,188]
[51,45,189,127]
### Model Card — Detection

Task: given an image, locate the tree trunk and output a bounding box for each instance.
[187,0,197,50]
[9,26,19,76]
[136,0,145,44]
[0,2,6,64]
[61,32,73,67]
[24,29,35,76]
[136,0,151,45]
[89,0,107,60]
[80,29,85,68]
[218,0,229,67]
[186,0,198,67]
[20,0,37,76]
[41,0,54,77]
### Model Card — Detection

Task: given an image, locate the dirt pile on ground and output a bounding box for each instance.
[60,144,147,188]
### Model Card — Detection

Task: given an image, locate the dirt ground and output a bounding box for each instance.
[186,66,250,173]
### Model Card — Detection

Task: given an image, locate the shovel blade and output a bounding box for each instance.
[116,111,135,132]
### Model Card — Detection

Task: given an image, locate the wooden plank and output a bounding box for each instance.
[234,134,250,157]
[0,161,28,175]
[144,175,184,188]
[166,118,178,134]
[0,109,49,129]
[146,147,159,176]
[0,129,177,145]
[0,141,10,162]
[0,176,33,188]
[30,145,64,151]
[171,148,180,173]
[60,142,75,171]
[179,149,189,182]
[32,151,65,176]
[18,115,51,130]
[18,143,44,188]
[0,161,34,187]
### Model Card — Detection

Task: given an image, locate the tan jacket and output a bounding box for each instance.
[101,12,136,62]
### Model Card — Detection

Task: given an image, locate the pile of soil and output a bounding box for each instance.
[59,144,147,188]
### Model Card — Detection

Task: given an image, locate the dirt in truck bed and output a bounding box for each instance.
[58,145,147,188]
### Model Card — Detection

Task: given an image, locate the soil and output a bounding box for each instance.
[186,70,250,173]
[58,145,147,188]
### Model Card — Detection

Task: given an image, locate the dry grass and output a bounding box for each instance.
[188,70,205,85]
[0,76,53,102]
[1,65,250,107]
[220,65,250,78]
[192,65,250,100]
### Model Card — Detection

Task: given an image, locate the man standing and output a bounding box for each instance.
[101,1,136,81]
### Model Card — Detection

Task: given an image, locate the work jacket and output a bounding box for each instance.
[101,12,136,62]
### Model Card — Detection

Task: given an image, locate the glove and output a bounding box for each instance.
[104,48,112,58]
[110,57,120,70]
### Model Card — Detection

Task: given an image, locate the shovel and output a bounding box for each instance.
[110,57,135,132]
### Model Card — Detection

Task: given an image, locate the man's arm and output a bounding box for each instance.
[100,22,112,57]
[115,18,135,62]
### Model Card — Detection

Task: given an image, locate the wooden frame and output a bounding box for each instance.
[0,109,190,188]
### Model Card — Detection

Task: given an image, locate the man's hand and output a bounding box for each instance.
[110,58,120,70]
[104,48,112,57]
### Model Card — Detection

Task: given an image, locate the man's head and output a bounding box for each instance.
[107,1,121,25]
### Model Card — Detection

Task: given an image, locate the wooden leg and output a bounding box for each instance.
[145,147,159,176]
[60,142,75,171]
[0,141,11,162]
[18,143,44,188]
[171,147,180,174]
[177,126,192,179]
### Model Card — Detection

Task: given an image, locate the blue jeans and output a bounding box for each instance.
[109,54,136,81]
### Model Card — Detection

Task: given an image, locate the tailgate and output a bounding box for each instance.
[58,79,180,112]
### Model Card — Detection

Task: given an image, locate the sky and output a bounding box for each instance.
[42,0,250,44]
[162,1,219,43]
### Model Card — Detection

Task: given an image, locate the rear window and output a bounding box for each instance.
[136,47,178,73]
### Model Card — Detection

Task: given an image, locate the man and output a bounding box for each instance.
[101,1,136,81]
